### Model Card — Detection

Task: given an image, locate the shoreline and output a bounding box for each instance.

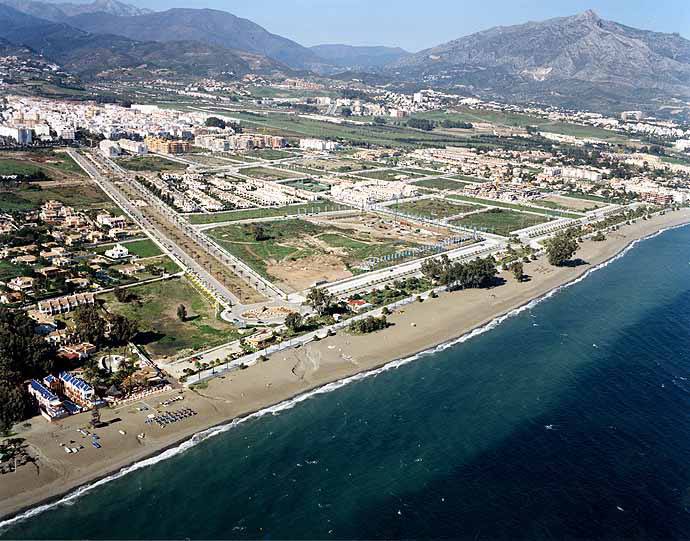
[2,209,690,527]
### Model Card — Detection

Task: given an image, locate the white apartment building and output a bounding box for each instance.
[99,140,121,158]
[118,139,148,155]
[674,139,690,152]
[331,180,418,206]
[299,138,341,152]
[105,244,129,259]
[561,167,603,182]
[0,125,32,144]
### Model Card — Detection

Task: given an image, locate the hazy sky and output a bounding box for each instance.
[126,0,689,51]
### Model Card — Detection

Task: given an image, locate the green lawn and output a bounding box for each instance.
[143,255,181,274]
[186,201,347,224]
[413,109,631,142]
[451,209,552,236]
[0,181,115,212]
[207,219,418,280]
[446,194,581,219]
[283,179,330,192]
[245,149,294,160]
[118,156,186,172]
[317,233,416,263]
[400,168,443,176]
[0,159,44,176]
[0,260,27,282]
[0,151,84,179]
[392,198,483,219]
[533,199,592,213]
[552,192,619,204]
[219,153,260,163]
[282,165,325,176]
[355,169,420,181]
[94,239,162,258]
[661,155,690,166]
[239,166,300,180]
[449,174,486,183]
[206,220,322,279]
[412,177,468,191]
[100,278,239,359]
[200,109,474,148]
[44,152,85,177]
[124,239,162,258]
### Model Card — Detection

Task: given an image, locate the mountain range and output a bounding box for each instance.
[1,1,689,110]
[61,7,321,69]
[392,10,690,108]
[0,4,286,79]
[0,0,150,20]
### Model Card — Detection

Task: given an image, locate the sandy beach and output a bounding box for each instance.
[2,208,690,523]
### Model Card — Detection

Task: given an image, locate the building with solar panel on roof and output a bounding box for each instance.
[27,379,69,421]
[58,371,96,409]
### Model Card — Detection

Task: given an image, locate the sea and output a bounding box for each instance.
[3,224,690,539]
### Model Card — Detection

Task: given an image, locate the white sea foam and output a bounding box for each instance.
[1,221,688,530]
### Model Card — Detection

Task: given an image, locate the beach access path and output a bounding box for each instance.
[2,209,690,524]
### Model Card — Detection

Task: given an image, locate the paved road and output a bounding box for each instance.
[68,149,241,308]
[319,238,502,298]
[98,153,291,300]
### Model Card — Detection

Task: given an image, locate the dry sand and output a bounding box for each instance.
[2,209,690,522]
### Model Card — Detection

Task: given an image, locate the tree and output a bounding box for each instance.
[285,312,303,333]
[252,224,268,241]
[73,305,107,346]
[177,304,187,322]
[421,255,497,291]
[511,261,524,282]
[0,379,24,435]
[0,308,52,377]
[407,118,434,131]
[306,288,334,316]
[348,315,389,334]
[108,314,139,345]
[341,107,352,117]
[544,230,580,266]
[205,117,226,129]
[114,287,131,303]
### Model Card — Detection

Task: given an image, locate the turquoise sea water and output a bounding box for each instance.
[3,224,690,539]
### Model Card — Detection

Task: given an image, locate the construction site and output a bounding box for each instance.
[205,211,476,293]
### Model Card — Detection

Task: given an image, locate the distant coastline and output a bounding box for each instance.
[2,209,690,527]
